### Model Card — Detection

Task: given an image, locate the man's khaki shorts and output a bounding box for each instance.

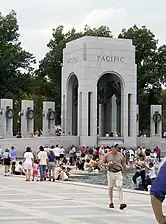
[107,171,123,187]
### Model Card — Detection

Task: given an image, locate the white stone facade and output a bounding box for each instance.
[62,36,137,147]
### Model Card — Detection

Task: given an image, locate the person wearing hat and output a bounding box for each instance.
[102,143,127,210]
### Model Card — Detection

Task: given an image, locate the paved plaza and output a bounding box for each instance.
[0,176,164,224]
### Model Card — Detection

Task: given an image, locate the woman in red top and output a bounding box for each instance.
[95,147,100,159]
[81,147,87,158]
[154,146,161,162]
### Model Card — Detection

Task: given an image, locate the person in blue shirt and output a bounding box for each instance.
[9,146,16,161]
[150,161,166,224]
[9,146,16,174]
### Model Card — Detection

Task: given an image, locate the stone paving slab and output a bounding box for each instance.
[0,175,165,223]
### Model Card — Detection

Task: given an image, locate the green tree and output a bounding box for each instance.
[0,10,35,99]
[38,25,113,123]
[119,25,165,134]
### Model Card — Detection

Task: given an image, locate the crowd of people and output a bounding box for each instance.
[0,144,72,182]
[0,144,161,191]
[75,145,161,191]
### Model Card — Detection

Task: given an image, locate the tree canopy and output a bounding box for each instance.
[0,10,36,99]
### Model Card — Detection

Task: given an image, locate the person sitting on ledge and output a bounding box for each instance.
[54,164,69,181]
[150,160,166,224]
[13,161,25,175]
[84,159,93,172]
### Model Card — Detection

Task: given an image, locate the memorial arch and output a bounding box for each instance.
[97,72,124,137]
[62,36,137,147]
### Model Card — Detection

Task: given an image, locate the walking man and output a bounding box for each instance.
[150,160,166,224]
[102,143,127,209]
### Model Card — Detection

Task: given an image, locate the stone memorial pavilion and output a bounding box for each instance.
[62,36,137,147]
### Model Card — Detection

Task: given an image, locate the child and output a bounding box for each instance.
[32,160,39,181]
[14,161,24,175]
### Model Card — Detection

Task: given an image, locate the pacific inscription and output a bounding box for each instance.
[97,56,124,62]
[67,57,79,64]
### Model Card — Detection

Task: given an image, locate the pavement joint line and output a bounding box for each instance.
[0,217,39,220]
[1,200,86,224]
[67,213,136,218]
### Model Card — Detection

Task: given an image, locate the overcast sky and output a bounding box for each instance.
[1,0,166,65]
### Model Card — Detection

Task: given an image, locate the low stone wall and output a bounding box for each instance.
[0,136,79,158]
[97,137,124,146]
[1,136,166,158]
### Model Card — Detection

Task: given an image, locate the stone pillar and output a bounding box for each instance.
[99,104,104,136]
[80,92,88,136]
[90,91,97,137]
[72,95,77,136]
[0,99,13,138]
[21,100,34,137]
[150,105,162,138]
[77,91,81,136]
[130,93,137,142]
[79,90,97,146]
[136,105,139,136]
[117,99,121,134]
[105,97,112,134]
[122,93,128,139]
[111,95,117,133]
[61,94,65,132]
[43,102,55,136]
[65,87,72,135]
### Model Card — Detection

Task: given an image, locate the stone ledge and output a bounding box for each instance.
[57,180,149,196]
[8,174,150,196]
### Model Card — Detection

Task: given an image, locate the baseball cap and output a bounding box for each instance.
[110,143,119,148]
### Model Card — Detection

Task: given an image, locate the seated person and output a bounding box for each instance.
[13,161,25,175]
[54,164,69,181]
[62,157,68,165]
[61,167,69,180]
[89,156,98,170]
[79,159,85,171]
[76,158,81,170]
[84,159,92,171]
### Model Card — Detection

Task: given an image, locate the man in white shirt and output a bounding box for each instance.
[54,145,61,164]
[38,146,48,181]
[59,146,65,160]
[44,145,50,152]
